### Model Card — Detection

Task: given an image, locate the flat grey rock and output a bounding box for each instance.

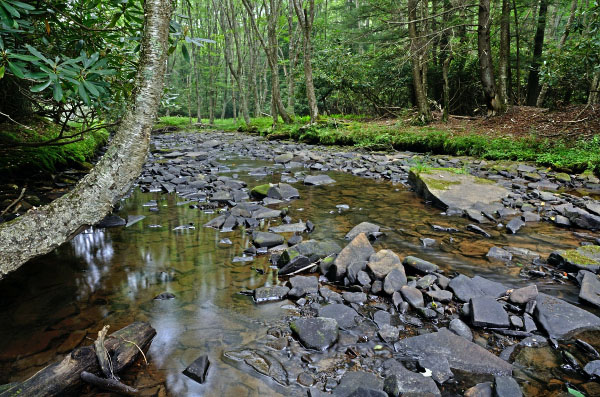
[319,303,359,329]
[494,376,522,397]
[584,360,600,377]
[384,269,408,295]
[254,285,290,303]
[402,256,439,274]
[400,286,424,308]
[580,271,600,308]
[449,275,507,302]
[487,246,512,261]
[449,318,473,341]
[534,293,600,339]
[471,297,510,328]
[509,285,538,305]
[506,217,525,234]
[304,174,336,186]
[252,231,284,248]
[394,328,512,376]
[419,355,453,384]
[383,363,441,397]
[333,371,384,397]
[269,222,306,234]
[288,275,319,298]
[290,317,338,350]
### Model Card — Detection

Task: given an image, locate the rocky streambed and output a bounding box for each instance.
[1,130,600,396]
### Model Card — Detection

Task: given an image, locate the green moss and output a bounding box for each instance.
[554,172,571,182]
[579,245,600,255]
[250,184,271,198]
[474,176,496,185]
[560,247,600,266]
[420,176,461,191]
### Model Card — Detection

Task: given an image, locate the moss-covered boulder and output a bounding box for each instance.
[408,167,509,211]
[548,245,600,273]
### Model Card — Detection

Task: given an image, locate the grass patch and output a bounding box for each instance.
[0,118,109,173]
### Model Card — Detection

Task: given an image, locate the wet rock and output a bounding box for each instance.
[467,224,491,238]
[319,303,359,329]
[252,231,285,248]
[416,274,437,289]
[267,183,300,200]
[465,209,487,224]
[464,382,492,397]
[449,318,473,341]
[304,174,336,186]
[521,212,540,222]
[579,271,600,308]
[402,256,439,274]
[494,376,522,397]
[290,317,339,350]
[562,205,600,230]
[183,355,210,384]
[509,285,538,305]
[297,372,315,386]
[548,245,600,273]
[409,168,508,211]
[224,349,288,385]
[400,286,424,308]
[329,233,375,281]
[534,293,600,339]
[421,237,436,247]
[418,355,453,384]
[126,215,145,227]
[334,371,384,397]
[287,234,302,246]
[449,275,507,302]
[269,222,306,233]
[320,287,343,304]
[288,275,319,298]
[584,360,600,377]
[487,247,513,261]
[280,239,342,266]
[378,324,400,343]
[96,214,126,228]
[471,297,510,328]
[383,269,408,295]
[346,222,381,240]
[383,363,441,397]
[274,153,294,163]
[506,217,525,234]
[347,388,387,397]
[154,292,175,300]
[278,255,311,276]
[394,328,512,376]
[254,285,290,303]
[342,291,367,304]
[266,337,288,350]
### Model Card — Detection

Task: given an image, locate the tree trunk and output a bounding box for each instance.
[589,72,600,105]
[536,0,577,106]
[478,0,503,114]
[526,0,548,106]
[294,0,319,123]
[512,0,521,104]
[407,0,431,122]
[287,0,299,115]
[242,0,292,124]
[498,0,510,108]
[0,322,156,397]
[0,0,172,279]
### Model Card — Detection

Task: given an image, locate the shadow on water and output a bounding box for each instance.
[0,157,596,395]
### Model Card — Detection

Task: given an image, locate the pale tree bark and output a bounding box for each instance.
[440,0,453,121]
[589,72,600,105]
[0,0,172,279]
[287,0,300,115]
[242,0,293,125]
[407,0,431,122]
[536,0,578,106]
[293,0,319,123]
[526,0,549,105]
[498,0,510,108]
[478,0,504,114]
[512,0,521,104]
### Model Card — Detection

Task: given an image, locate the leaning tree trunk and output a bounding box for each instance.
[478,0,504,114]
[0,0,172,279]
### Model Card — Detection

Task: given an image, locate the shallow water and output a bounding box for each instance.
[0,156,596,396]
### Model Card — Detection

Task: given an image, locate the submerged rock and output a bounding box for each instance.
[223,349,288,385]
[252,231,285,248]
[290,317,339,350]
[253,285,290,303]
[182,355,210,384]
[96,214,126,228]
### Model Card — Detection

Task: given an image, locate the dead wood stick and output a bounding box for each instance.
[94,325,115,379]
[80,371,139,396]
[0,188,26,217]
[0,322,156,397]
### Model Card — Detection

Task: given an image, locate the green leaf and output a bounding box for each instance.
[83,80,99,96]
[9,53,39,62]
[1,1,20,18]
[78,82,90,105]
[568,388,585,397]
[181,43,190,63]
[53,82,63,101]
[30,79,51,92]
[8,1,35,11]
[0,36,3,50]
[7,61,24,78]
[0,65,4,79]
[25,44,50,64]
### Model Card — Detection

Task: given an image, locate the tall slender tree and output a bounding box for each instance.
[293,0,319,123]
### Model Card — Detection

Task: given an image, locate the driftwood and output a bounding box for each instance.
[94,325,115,379]
[80,371,139,396]
[0,322,156,397]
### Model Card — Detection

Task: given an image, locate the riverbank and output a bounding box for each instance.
[158,105,600,176]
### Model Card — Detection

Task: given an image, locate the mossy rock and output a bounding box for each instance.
[250,183,271,198]
[548,245,600,273]
[554,172,571,183]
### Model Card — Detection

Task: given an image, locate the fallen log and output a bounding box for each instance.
[80,371,139,396]
[0,322,156,397]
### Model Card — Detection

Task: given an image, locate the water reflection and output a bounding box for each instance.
[0,159,595,395]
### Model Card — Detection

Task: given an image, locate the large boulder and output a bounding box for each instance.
[534,293,600,339]
[367,250,404,280]
[290,317,339,350]
[319,304,360,329]
[394,328,512,376]
[328,233,375,281]
[448,275,507,302]
[408,168,509,211]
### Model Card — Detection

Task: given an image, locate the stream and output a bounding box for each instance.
[0,131,599,396]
